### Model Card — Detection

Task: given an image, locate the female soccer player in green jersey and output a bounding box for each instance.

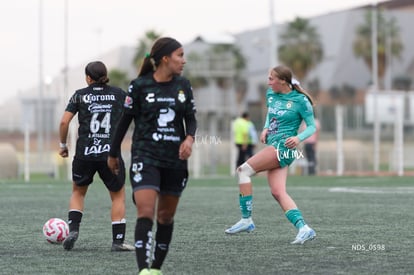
[225,65,317,245]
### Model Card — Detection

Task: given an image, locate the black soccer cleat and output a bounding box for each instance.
[63,231,79,250]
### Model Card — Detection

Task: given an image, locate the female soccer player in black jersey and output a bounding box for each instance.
[108,37,197,275]
[59,61,134,252]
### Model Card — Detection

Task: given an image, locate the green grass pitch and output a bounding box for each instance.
[1,175,413,274]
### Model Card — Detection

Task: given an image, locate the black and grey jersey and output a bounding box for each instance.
[65,83,127,161]
[124,73,196,169]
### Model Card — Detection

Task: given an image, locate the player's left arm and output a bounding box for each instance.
[179,83,197,160]
[285,99,316,149]
[297,99,316,142]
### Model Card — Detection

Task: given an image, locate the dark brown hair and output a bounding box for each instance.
[138,37,182,77]
[85,61,109,84]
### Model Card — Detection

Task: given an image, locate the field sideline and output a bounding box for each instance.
[0,175,413,274]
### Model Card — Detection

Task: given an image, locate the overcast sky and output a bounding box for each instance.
[0,0,375,104]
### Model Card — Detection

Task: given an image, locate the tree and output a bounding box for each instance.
[278,17,323,82]
[132,30,162,69]
[209,43,246,89]
[108,69,129,91]
[353,8,403,88]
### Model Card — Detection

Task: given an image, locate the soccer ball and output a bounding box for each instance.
[43,218,69,244]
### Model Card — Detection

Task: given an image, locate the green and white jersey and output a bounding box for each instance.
[264,88,315,147]
[124,74,196,169]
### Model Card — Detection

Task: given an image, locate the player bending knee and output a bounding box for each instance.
[237,162,256,184]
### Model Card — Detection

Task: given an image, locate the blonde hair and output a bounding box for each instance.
[272,65,315,106]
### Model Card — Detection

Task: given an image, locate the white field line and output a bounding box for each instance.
[328,187,414,194]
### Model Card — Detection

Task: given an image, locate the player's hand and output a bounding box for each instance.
[285,136,300,149]
[179,135,194,160]
[59,147,69,158]
[107,156,120,175]
[260,129,268,144]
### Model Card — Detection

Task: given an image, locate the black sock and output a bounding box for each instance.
[112,222,126,244]
[68,210,82,232]
[135,217,154,271]
[151,222,173,269]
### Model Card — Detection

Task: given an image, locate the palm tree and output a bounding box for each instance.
[353,8,403,87]
[132,30,162,69]
[278,17,323,82]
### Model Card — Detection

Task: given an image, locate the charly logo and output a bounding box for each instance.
[145,93,155,103]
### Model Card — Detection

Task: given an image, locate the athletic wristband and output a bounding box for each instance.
[59,142,67,149]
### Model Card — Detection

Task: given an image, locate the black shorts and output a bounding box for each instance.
[72,157,125,192]
[129,160,188,197]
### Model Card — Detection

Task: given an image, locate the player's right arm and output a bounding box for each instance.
[107,112,133,174]
[58,111,75,158]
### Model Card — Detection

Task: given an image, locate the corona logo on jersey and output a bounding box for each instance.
[82,93,116,104]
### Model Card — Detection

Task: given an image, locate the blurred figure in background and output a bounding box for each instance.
[302,117,320,175]
[233,112,252,167]
[247,116,259,159]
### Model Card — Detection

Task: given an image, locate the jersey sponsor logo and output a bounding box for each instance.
[84,138,110,155]
[88,103,112,112]
[124,96,133,109]
[268,117,279,134]
[82,93,116,104]
[152,132,180,142]
[84,144,110,155]
[158,108,175,126]
[268,107,286,116]
[157,97,175,103]
[145,93,155,103]
[152,133,163,141]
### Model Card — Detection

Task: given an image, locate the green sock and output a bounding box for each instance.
[239,194,253,218]
[285,208,306,229]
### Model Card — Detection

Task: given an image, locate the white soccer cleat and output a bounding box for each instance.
[291,224,316,244]
[225,218,255,234]
[111,242,135,252]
